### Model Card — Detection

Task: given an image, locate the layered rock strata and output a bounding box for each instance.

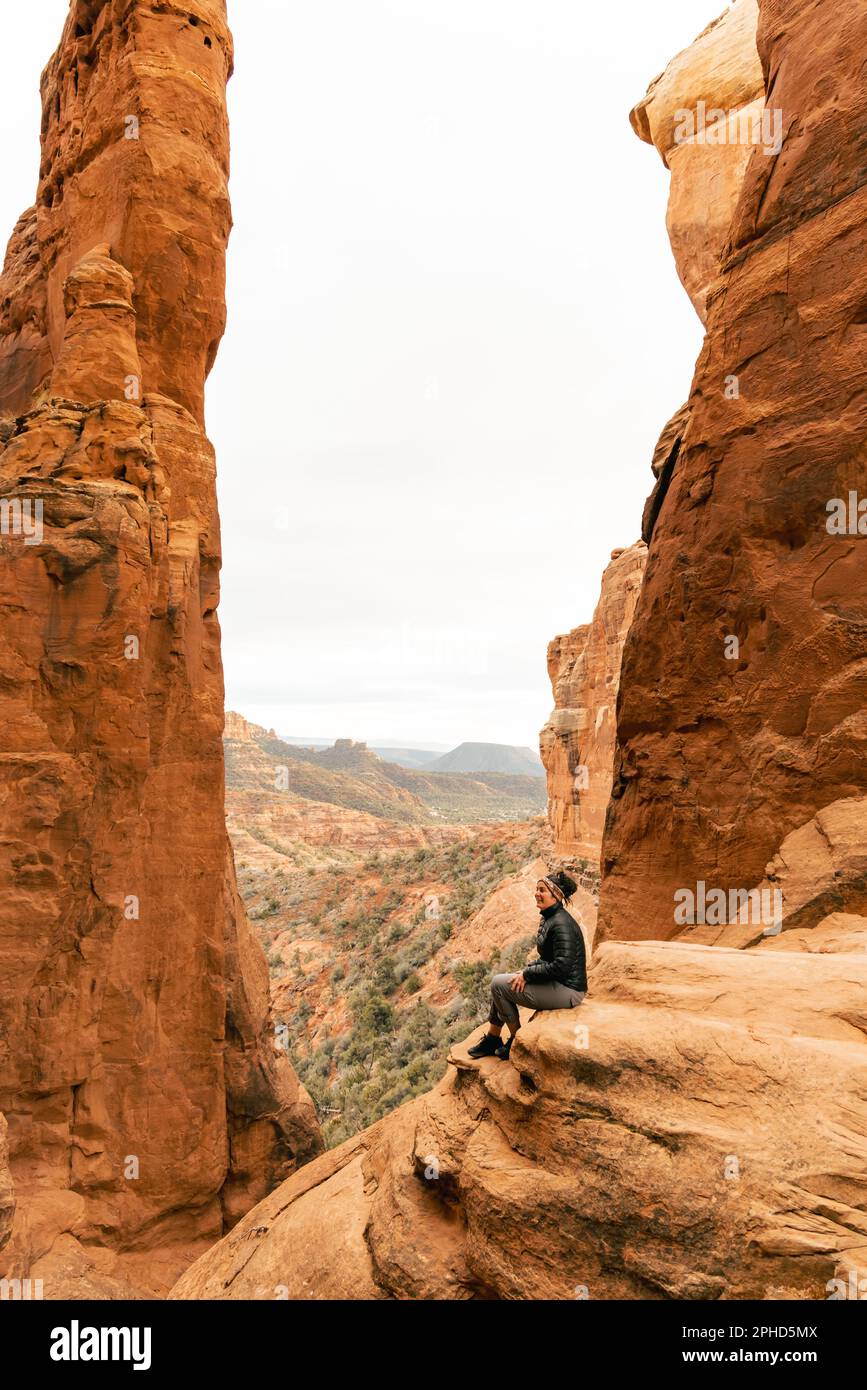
[0,0,320,1297]
[540,542,646,869]
[600,0,867,942]
[169,0,867,1303]
[172,937,867,1301]
[630,0,764,322]
[0,1116,13,1258]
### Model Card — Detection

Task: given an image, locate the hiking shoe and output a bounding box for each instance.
[467,1031,502,1059]
[495,1036,514,1061]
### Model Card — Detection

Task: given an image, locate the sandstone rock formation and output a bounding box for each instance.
[173,936,867,1301]
[0,1115,14,1257]
[641,400,690,545]
[224,709,273,743]
[677,795,867,951]
[540,542,646,869]
[630,0,764,321]
[600,0,867,942]
[0,0,231,426]
[168,0,867,1304]
[0,1,320,1297]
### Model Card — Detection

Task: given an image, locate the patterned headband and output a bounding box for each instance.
[540,875,568,905]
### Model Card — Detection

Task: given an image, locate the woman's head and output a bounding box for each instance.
[534,870,577,910]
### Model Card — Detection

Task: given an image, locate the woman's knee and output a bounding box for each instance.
[490,972,513,993]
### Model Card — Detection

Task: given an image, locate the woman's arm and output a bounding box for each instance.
[524,919,574,985]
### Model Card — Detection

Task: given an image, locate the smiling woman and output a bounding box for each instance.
[467,867,587,1059]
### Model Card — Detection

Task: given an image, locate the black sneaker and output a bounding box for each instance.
[467,1031,502,1059]
[495,1036,514,1061]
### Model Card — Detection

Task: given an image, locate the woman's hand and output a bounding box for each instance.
[511,972,526,993]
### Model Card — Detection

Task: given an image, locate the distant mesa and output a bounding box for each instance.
[223,713,547,823]
[423,742,546,777]
[370,746,443,770]
[235,719,545,777]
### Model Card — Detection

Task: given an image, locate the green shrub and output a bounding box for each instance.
[452,960,491,1014]
[373,956,398,995]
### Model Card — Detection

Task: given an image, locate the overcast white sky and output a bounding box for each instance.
[3,2,725,750]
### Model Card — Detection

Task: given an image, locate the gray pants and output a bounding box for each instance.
[488,972,586,1031]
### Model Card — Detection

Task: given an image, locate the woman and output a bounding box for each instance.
[467,870,587,1061]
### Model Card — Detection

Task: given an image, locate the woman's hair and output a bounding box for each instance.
[542,870,578,904]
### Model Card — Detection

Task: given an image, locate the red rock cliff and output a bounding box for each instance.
[167,2,867,1304]
[630,0,764,323]
[0,0,320,1297]
[600,0,867,941]
[540,542,646,868]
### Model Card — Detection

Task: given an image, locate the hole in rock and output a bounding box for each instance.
[784,530,807,550]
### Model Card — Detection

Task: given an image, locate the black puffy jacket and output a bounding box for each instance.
[524,904,587,992]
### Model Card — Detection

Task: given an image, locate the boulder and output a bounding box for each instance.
[171,939,867,1301]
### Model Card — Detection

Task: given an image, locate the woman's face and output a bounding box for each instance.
[535,880,558,910]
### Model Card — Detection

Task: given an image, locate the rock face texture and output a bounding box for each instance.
[0,0,231,425]
[678,795,867,951]
[0,1115,13,1257]
[540,543,646,868]
[173,936,867,1301]
[0,1,320,1297]
[631,0,764,322]
[167,0,867,1304]
[600,0,867,942]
